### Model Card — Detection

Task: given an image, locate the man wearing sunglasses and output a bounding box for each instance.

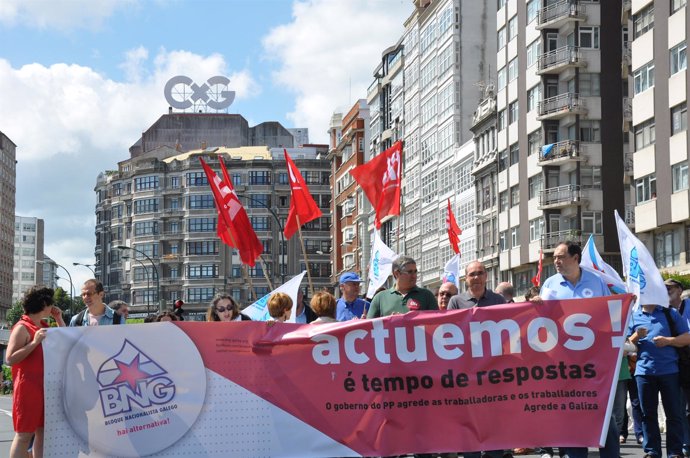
[366,256,437,318]
[69,279,124,326]
[436,282,458,311]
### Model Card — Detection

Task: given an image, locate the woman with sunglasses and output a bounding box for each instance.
[206,293,250,322]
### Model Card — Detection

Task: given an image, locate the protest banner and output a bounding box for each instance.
[43,294,633,457]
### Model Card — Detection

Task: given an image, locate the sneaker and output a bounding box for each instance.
[620,436,626,444]
[637,435,644,445]
[541,454,553,458]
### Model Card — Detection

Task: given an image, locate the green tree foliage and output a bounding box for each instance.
[53,287,72,312]
[662,272,690,290]
[6,300,23,326]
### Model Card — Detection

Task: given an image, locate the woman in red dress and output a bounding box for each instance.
[6,286,65,458]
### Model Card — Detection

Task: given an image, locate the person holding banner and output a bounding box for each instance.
[206,293,250,322]
[447,261,505,310]
[336,272,369,320]
[366,256,437,318]
[537,241,619,458]
[7,286,65,458]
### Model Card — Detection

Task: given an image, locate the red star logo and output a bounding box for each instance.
[112,354,149,390]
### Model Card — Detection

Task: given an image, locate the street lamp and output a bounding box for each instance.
[37,260,74,315]
[72,262,96,277]
[236,192,287,284]
[122,255,151,314]
[115,245,163,313]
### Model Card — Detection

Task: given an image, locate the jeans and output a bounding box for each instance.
[559,414,619,458]
[613,379,629,437]
[637,372,685,457]
[626,376,644,439]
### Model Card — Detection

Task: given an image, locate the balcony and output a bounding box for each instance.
[159,231,184,240]
[160,254,182,263]
[541,229,586,252]
[537,46,586,75]
[537,93,587,120]
[536,0,585,29]
[538,140,584,166]
[538,184,583,209]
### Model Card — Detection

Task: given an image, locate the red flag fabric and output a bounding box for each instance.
[283,150,323,239]
[531,249,543,287]
[349,141,402,229]
[199,157,263,267]
[446,198,462,254]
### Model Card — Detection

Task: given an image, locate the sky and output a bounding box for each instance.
[0,0,414,294]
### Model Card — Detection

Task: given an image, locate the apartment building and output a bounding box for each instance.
[0,132,16,317]
[12,216,45,303]
[94,114,332,319]
[328,100,371,288]
[627,0,690,272]
[493,0,627,294]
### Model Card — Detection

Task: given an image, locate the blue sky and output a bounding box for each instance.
[0,0,413,292]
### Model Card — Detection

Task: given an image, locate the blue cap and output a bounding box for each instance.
[339,272,362,284]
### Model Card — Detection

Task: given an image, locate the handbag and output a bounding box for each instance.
[662,307,690,388]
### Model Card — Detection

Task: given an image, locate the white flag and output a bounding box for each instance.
[367,231,398,298]
[442,253,462,288]
[243,271,307,321]
[614,210,668,307]
[580,234,627,294]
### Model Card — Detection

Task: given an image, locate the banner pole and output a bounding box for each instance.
[225,228,257,302]
[295,214,315,296]
[257,255,274,290]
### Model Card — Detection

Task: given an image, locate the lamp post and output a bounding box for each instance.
[72,262,96,277]
[115,245,163,313]
[236,192,287,284]
[38,260,74,315]
[122,255,151,314]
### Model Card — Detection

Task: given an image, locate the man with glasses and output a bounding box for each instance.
[69,279,123,326]
[436,282,458,310]
[366,256,437,318]
[447,261,505,310]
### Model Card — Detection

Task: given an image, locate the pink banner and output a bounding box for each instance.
[44,294,633,457]
[181,294,633,456]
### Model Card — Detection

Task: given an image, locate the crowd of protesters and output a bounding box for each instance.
[8,248,690,458]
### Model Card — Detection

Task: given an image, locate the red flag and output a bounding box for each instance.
[199,157,263,266]
[531,249,543,287]
[284,150,323,239]
[446,198,462,254]
[349,141,402,228]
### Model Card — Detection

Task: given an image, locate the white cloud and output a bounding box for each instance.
[3,49,260,289]
[0,0,138,30]
[262,0,413,143]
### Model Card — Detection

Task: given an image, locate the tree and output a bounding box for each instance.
[53,287,72,312]
[6,300,23,327]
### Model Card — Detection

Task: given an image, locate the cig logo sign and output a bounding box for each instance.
[164,75,236,110]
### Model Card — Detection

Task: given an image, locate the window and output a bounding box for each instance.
[170,176,180,188]
[634,118,655,150]
[527,85,540,112]
[188,265,218,279]
[499,191,508,211]
[499,231,508,250]
[511,227,519,248]
[498,0,506,9]
[656,230,681,268]
[529,218,544,242]
[508,58,518,82]
[526,40,541,68]
[527,0,539,23]
[134,176,159,191]
[188,194,214,209]
[509,143,519,165]
[498,150,508,172]
[134,221,158,236]
[671,42,687,75]
[580,166,602,189]
[582,211,603,234]
[672,103,688,135]
[249,171,271,185]
[498,27,506,49]
[636,174,657,203]
[277,172,288,185]
[673,0,687,14]
[510,185,520,207]
[251,216,271,231]
[247,194,271,208]
[438,6,453,35]
[508,16,517,41]
[457,160,473,192]
[528,130,542,156]
[134,198,158,214]
[528,175,544,199]
[498,67,507,90]
[579,27,600,49]
[186,172,208,187]
[186,241,219,255]
[187,288,216,303]
[673,162,689,192]
[580,120,601,142]
[633,5,654,39]
[578,74,600,96]
[497,109,506,131]
[509,101,519,124]
[188,218,216,232]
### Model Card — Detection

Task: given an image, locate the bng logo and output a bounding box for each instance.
[97,339,176,417]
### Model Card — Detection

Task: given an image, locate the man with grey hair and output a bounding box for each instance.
[495,281,515,303]
[367,256,438,318]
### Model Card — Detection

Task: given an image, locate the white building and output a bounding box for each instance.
[12,216,45,303]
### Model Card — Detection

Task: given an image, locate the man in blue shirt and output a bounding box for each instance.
[537,241,618,458]
[336,272,370,321]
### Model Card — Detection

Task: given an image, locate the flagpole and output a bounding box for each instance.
[257,255,274,290]
[225,228,258,302]
[295,214,315,296]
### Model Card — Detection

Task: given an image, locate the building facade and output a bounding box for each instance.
[12,216,45,303]
[95,116,332,319]
[0,132,16,318]
[628,0,690,272]
[328,100,371,288]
